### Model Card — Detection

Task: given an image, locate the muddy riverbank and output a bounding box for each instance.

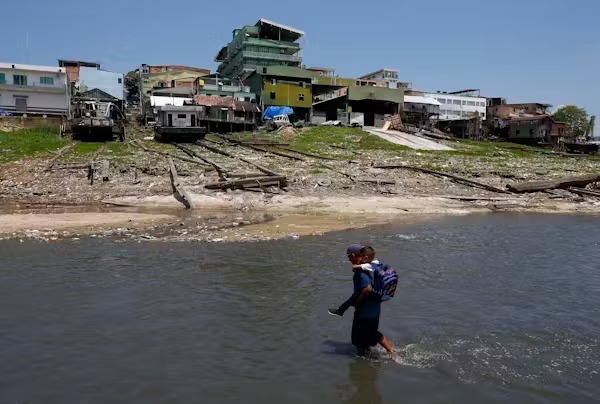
[2,127,600,241]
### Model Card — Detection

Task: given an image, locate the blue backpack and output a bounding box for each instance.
[369,262,398,302]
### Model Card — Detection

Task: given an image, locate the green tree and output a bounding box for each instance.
[553,105,589,139]
[124,70,140,103]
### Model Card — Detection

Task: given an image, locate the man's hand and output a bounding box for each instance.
[355,284,373,306]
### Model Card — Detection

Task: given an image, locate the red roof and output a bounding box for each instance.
[192,95,260,112]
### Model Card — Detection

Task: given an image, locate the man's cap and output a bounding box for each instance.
[346,244,362,255]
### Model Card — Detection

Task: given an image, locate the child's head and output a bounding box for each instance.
[359,246,376,263]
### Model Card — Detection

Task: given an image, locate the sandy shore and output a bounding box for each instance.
[0,212,174,235]
[1,192,598,242]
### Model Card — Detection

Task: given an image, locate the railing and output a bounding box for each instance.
[0,82,66,90]
[242,51,301,63]
[245,38,300,49]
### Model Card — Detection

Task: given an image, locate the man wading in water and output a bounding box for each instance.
[330,244,393,356]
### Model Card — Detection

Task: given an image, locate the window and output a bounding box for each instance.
[177,114,187,119]
[300,81,306,88]
[467,101,475,106]
[438,98,446,104]
[462,100,467,105]
[299,94,304,101]
[40,77,54,85]
[13,75,27,86]
[0,73,5,83]
[270,91,276,100]
[516,130,520,135]
[118,78,122,84]
[453,99,461,105]
[271,79,277,85]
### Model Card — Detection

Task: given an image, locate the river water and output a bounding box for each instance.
[1,213,599,403]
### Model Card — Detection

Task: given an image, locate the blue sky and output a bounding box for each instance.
[3,0,599,118]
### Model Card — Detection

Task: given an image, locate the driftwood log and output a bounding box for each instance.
[168,158,192,209]
[506,174,600,193]
[374,164,511,194]
[205,176,287,191]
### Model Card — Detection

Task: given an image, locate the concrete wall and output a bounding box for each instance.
[263,81,312,108]
[79,66,124,100]
[347,86,404,104]
[427,93,486,121]
[0,115,63,129]
[508,119,552,140]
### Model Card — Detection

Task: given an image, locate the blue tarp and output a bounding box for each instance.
[262,106,294,120]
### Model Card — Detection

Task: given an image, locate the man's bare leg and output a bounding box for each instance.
[378,336,393,353]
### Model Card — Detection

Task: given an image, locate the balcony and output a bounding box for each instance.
[242,51,301,63]
[245,37,300,51]
[0,82,67,94]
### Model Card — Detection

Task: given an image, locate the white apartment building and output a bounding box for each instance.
[0,63,69,116]
[426,91,486,121]
[358,69,405,89]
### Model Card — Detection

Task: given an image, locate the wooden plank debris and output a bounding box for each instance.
[374,164,512,194]
[244,144,305,161]
[274,146,346,161]
[205,176,287,191]
[45,143,76,171]
[196,141,282,177]
[87,145,107,185]
[506,174,600,193]
[356,178,396,185]
[568,187,600,198]
[100,160,110,182]
[173,143,228,179]
[168,158,192,209]
[130,139,212,168]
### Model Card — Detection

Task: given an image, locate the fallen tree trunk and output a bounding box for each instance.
[168,158,192,209]
[205,175,287,191]
[374,164,511,194]
[506,174,600,193]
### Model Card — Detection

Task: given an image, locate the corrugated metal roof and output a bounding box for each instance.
[404,95,441,106]
[257,18,305,36]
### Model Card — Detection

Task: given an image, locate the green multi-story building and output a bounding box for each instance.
[215,18,304,80]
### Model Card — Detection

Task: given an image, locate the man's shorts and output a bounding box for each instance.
[351,316,383,349]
